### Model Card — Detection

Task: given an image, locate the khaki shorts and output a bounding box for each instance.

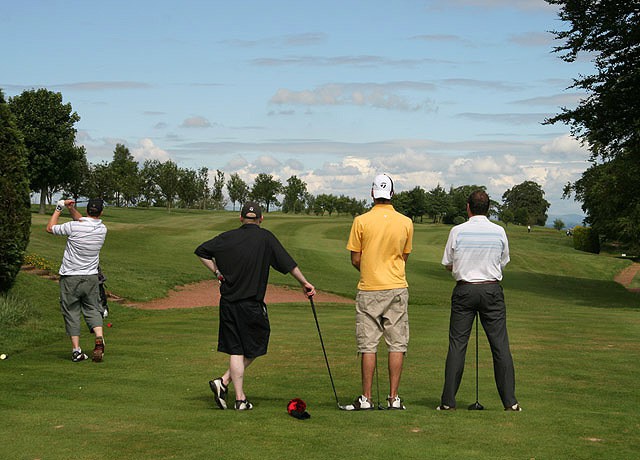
[355,288,409,353]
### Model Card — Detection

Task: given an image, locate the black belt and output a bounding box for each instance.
[456,280,499,286]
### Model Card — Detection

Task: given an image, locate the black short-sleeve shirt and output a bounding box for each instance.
[194,224,297,302]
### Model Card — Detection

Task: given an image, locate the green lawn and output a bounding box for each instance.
[1,207,638,459]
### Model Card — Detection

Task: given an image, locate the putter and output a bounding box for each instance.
[468,311,484,411]
[308,294,347,410]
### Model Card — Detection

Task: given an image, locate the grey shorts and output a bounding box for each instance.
[59,275,104,336]
[355,288,409,354]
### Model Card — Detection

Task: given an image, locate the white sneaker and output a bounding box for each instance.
[436,404,455,411]
[235,399,253,411]
[387,395,406,410]
[344,395,374,411]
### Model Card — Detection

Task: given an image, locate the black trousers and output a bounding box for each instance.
[440,283,517,408]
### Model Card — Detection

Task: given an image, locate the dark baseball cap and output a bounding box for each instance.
[87,198,104,216]
[241,201,262,219]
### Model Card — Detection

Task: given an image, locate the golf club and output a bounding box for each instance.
[308,294,347,410]
[374,352,385,410]
[468,311,484,411]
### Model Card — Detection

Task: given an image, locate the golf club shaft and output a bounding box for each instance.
[475,311,479,403]
[309,296,340,406]
[375,352,382,409]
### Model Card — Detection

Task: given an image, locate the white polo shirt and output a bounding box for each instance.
[442,215,509,283]
[51,217,107,276]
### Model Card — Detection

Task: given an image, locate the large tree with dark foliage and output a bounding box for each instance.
[545,0,640,249]
[9,89,82,213]
[0,90,31,292]
[250,173,282,212]
[502,181,550,226]
[281,175,308,214]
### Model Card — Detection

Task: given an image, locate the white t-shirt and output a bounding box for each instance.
[441,215,509,282]
[52,217,107,275]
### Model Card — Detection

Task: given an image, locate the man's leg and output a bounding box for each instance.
[479,286,517,407]
[92,326,105,362]
[228,355,255,401]
[60,276,85,359]
[388,352,404,398]
[440,286,476,407]
[361,352,375,400]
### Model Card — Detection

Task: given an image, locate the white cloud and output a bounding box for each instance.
[540,133,588,158]
[285,159,304,170]
[250,155,282,172]
[224,155,249,171]
[222,32,327,48]
[270,83,436,111]
[438,0,556,10]
[56,81,151,91]
[132,138,170,163]
[375,148,434,173]
[509,31,554,47]
[456,112,551,125]
[253,55,450,68]
[180,116,213,128]
[512,93,584,107]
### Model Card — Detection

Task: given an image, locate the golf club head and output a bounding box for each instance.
[468,401,484,411]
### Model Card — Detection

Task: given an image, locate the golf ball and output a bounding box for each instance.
[0,354,7,360]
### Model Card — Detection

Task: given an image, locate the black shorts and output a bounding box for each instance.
[218,297,270,359]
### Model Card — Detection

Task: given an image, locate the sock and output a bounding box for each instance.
[73,348,81,353]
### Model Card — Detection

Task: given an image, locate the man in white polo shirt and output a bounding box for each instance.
[47,198,107,362]
[437,190,521,411]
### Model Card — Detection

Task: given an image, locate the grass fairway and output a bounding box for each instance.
[1,207,638,459]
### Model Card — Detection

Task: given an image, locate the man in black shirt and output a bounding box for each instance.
[195,201,315,411]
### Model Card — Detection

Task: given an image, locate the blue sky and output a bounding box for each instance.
[2,0,593,216]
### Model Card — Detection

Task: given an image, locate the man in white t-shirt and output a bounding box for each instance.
[47,199,107,362]
[437,190,521,411]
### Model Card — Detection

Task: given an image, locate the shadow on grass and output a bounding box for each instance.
[505,271,638,309]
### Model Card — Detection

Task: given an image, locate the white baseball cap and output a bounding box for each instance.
[372,174,394,199]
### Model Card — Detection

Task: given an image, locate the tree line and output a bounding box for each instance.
[4,85,558,220]
[1,87,553,223]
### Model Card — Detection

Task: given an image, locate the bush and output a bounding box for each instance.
[0,90,31,293]
[572,225,600,254]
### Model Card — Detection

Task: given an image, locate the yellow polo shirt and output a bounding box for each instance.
[346,204,413,291]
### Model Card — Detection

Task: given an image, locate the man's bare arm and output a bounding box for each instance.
[350,251,361,271]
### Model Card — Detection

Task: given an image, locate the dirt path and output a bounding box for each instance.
[124,280,353,310]
[613,263,640,293]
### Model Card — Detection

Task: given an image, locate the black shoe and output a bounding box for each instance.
[72,350,88,362]
[436,404,455,411]
[209,378,228,410]
[235,399,253,411]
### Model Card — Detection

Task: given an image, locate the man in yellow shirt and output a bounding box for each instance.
[345,174,414,410]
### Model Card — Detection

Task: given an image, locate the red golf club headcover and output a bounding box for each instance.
[287,398,311,420]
